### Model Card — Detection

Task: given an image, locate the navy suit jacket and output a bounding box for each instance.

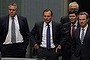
[31,21,70,48]
[0,15,30,51]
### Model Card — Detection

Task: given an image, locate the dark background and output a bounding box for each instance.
[72,0,90,15]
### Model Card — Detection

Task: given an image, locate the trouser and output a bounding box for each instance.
[37,47,59,60]
[1,43,26,58]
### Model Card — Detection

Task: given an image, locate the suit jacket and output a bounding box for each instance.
[62,22,80,60]
[31,21,70,48]
[72,26,90,60]
[64,22,80,37]
[60,15,70,25]
[0,15,30,51]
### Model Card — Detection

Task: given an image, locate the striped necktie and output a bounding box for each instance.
[81,28,85,44]
[11,17,16,43]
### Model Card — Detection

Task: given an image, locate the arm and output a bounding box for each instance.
[22,17,30,49]
[30,23,39,49]
[58,24,71,49]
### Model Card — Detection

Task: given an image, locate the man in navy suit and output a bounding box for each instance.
[0,3,30,58]
[31,8,70,60]
[71,12,90,60]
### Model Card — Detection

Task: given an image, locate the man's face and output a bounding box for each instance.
[8,5,17,17]
[69,4,78,12]
[79,15,88,28]
[43,11,52,23]
[69,13,77,24]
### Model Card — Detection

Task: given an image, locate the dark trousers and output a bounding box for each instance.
[37,47,59,60]
[1,43,26,58]
[71,54,81,60]
[62,48,72,60]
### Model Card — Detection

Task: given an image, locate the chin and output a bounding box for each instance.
[45,21,49,23]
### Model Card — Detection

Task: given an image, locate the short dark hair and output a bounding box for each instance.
[43,8,53,16]
[68,10,78,16]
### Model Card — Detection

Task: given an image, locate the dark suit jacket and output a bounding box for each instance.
[60,15,70,25]
[64,22,80,37]
[0,15,30,51]
[72,26,90,60]
[31,21,70,48]
[62,22,80,60]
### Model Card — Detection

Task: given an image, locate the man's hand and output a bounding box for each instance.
[56,45,61,53]
[34,44,39,49]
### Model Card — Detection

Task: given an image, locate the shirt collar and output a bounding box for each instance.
[81,24,88,30]
[71,20,78,27]
[9,15,18,21]
[44,21,52,27]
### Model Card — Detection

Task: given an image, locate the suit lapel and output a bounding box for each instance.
[40,22,44,40]
[69,23,71,34]
[5,16,9,33]
[77,28,81,44]
[52,21,55,41]
[17,15,21,29]
[83,26,90,44]
[17,15,24,31]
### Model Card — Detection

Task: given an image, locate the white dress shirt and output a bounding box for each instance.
[71,21,78,35]
[3,15,23,44]
[40,21,55,48]
[80,24,88,40]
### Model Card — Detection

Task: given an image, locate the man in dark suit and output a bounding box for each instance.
[63,11,79,60]
[60,1,79,25]
[0,3,30,57]
[31,8,70,60]
[71,12,90,60]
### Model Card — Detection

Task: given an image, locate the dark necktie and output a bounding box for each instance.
[46,23,51,49]
[81,28,85,44]
[71,25,75,38]
[11,17,16,43]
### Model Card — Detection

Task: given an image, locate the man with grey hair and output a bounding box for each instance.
[71,12,90,60]
[0,3,30,58]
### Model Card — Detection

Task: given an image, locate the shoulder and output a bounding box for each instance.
[52,21,64,29]
[60,15,69,24]
[34,21,43,27]
[0,15,9,23]
[61,15,69,20]
[17,15,27,19]
[87,26,90,32]
[35,21,43,25]
[52,21,61,25]
[0,15,8,19]
[63,22,70,26]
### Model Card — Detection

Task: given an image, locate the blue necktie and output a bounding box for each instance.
[11,17,16,43]
[46,24,51,49]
